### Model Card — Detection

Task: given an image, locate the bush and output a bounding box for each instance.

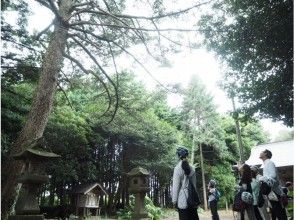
[117,195,163,220]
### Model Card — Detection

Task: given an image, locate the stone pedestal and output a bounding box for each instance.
[132,193,149,220]
[127,167,150,220]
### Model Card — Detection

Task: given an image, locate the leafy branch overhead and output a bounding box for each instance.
[11,0,208,123]
[199,0,293,126]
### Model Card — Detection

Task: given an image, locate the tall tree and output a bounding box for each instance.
[1,0,209,217]
[181,75,227,210]
[199,0,293,126]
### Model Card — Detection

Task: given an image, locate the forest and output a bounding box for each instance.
[1,0,292,219]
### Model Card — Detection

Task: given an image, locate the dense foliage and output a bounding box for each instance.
[199,0,293,126]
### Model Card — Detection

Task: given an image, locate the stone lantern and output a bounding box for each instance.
[127,167,150,220]
[9,138,60,220]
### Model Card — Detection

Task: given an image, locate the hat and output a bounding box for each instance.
[209,179,216,187]
[176,146,189,159]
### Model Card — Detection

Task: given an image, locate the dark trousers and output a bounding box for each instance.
[270,200,287,220]
[209,200,219,220]
[253,205,263,220]
[178,207,199,220]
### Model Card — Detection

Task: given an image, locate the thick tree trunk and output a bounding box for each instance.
[1,1,72,219]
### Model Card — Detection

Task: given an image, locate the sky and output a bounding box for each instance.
[23,1,292,141]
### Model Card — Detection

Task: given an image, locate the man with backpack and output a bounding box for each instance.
[172,146,200,220]
[208,179,220,220]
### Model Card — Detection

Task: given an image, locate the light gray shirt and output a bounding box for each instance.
[172,161,196,209]
[263,159,277,180]
[262,159,284,196]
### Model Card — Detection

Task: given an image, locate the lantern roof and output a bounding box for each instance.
[13,148,60,160]
[127,167,149,176]
[12,138,60,160]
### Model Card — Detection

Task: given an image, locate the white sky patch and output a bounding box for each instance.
[27,1,54,35]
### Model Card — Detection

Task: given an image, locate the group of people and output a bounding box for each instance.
[237,149,290,220]
[171,146,292,220]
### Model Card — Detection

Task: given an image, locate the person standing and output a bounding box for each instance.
[208,179,220,220]
[172,146,199,220]
[238,164,257,220]
[250,166,271,220]
[250,166,263,220]
[259,149,287,220]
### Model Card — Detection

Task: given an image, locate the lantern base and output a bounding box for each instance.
[132,213,149,220]
[8,215,44,220]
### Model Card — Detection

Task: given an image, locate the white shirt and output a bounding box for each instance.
[171,161,196,209]
[263,159,277,180]
[262,158,284,196]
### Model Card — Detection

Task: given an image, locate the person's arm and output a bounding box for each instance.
[172,167,181,205]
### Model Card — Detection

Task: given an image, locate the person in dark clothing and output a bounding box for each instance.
[238,164,256,220]
[208,179,220,220]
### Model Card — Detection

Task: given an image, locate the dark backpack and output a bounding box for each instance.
[214,189,221,201]
[260,181,271,195]
[186,175,201,208]
[232,190,246,212]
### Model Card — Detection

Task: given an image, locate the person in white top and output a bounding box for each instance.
[172,146,199,220]
[259,149,287,220]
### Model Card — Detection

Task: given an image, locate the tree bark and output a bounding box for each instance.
[1,1,73,219]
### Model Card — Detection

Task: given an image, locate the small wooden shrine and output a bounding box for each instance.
[71,183,108,218]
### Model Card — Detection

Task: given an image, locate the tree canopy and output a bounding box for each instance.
[199,0,293,127]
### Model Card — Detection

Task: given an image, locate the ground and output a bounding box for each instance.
[95,209,237,219]
[162,209,236,220]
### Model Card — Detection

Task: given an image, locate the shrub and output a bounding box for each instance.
[117,195,163,220]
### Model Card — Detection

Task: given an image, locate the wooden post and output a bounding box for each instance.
[200,143,208,210]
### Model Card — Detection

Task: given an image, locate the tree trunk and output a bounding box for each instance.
[199,143,208,210]
[231,97,244,163]
[1,1,73,219]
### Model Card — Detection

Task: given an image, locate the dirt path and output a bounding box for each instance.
[163,210,237,220]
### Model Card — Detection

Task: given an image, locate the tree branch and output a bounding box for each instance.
[97,17,119,86]
[62,52,113,119]
[68,1,211,20]
[69,36,119,124]
[47,0,60,18]
[57,83,74,110]
[70,21,203,32]
[69,27,172,93]
[35,20,54,40]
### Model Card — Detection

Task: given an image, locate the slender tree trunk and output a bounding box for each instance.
[191,134,195,164]
[231,97,244,163]
[1,1,73,218]
[199,143,208,210]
